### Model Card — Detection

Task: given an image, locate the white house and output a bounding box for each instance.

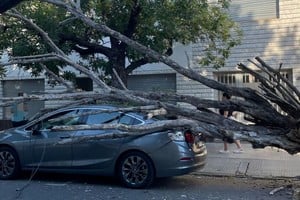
[131,0,300,101]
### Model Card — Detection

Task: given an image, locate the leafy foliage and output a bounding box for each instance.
[0,0,241,85]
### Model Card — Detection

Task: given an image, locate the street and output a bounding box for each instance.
[0,173,295,200]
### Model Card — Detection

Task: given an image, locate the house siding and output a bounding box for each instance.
[183,0,300,100]
[235,0,300,65]
[0,74,99,119]
[44,82,71,109]
[44,78,103,109]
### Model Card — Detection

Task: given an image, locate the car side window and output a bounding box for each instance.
[85,111,120,125]
[119,114,143,125]
[26,110,82,131]
[51,110,83,127]
[131,117,143,125]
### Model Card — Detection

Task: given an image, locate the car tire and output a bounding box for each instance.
[0,147,21,180]
[117,151,155,189]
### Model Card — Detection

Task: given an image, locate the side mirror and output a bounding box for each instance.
[32,129,41,135]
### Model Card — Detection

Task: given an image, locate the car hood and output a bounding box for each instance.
[0,127,21,141]
[0,131,13,141]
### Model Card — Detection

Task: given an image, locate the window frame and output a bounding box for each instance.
[229,0,279,21]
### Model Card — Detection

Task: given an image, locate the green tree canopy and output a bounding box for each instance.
[0,0,241,88]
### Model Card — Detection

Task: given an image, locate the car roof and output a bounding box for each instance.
[28,104,155,125]
[71,104,155,122]
[53,104,147,120]
[68,104,118,110]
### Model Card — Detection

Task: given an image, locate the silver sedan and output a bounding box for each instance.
[0,105,207,188]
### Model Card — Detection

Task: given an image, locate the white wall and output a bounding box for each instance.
[190,0,300,100]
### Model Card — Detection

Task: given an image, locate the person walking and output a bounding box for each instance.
[11,92,28,127]
[219,92,244,154]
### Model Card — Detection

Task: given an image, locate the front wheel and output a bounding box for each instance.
[117,151,155,189]
[0,147,21,180]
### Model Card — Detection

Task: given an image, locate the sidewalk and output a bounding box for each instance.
[194,142,300,179]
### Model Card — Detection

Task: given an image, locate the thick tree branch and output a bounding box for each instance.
[125,57,152,74]
[256,56,300,99]
[40,63,74,92]
[0,53,59,66]
[247,58,300,107]
[6,9,111,91]
[112,68,128,90]
[58,33,112,57]
[123,0,141,38]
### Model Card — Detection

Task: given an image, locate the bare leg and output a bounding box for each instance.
[224,141,228,151]
[233,140,244,153]
[234,140,242,149]
[219,141,230,153]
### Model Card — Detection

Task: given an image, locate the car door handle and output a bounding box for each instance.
[60,135,71,139]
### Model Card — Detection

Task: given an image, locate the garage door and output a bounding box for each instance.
[128,74,176,93]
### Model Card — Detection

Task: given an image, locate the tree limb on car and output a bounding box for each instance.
[1,1,299,154]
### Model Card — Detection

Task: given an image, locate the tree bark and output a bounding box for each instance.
[110,37,128,88]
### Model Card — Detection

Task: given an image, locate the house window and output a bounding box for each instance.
[243,75,250,83]
[216,70,292,90]
[217,74,236,84]
[229,0,279,21]
[215,69,292,114]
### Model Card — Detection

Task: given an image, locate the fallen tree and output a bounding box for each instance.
[0,1,299,154]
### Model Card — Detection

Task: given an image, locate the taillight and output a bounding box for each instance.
[168,130,196,143]
[168,131,185,141]
[184,131,195,144]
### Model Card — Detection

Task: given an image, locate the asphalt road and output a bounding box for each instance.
[0,173,295,200]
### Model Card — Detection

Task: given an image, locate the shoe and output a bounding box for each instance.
[233,149,244,154]
[219,150,230,154]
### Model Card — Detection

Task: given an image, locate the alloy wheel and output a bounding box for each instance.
[0,148,20,179]
[122,155,149,185]
[118,151,155,188]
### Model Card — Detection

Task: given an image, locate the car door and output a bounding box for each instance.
[71,109,125,171]
[28,109,82,168]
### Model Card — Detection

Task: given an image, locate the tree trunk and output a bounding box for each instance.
[110,39,128,89]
